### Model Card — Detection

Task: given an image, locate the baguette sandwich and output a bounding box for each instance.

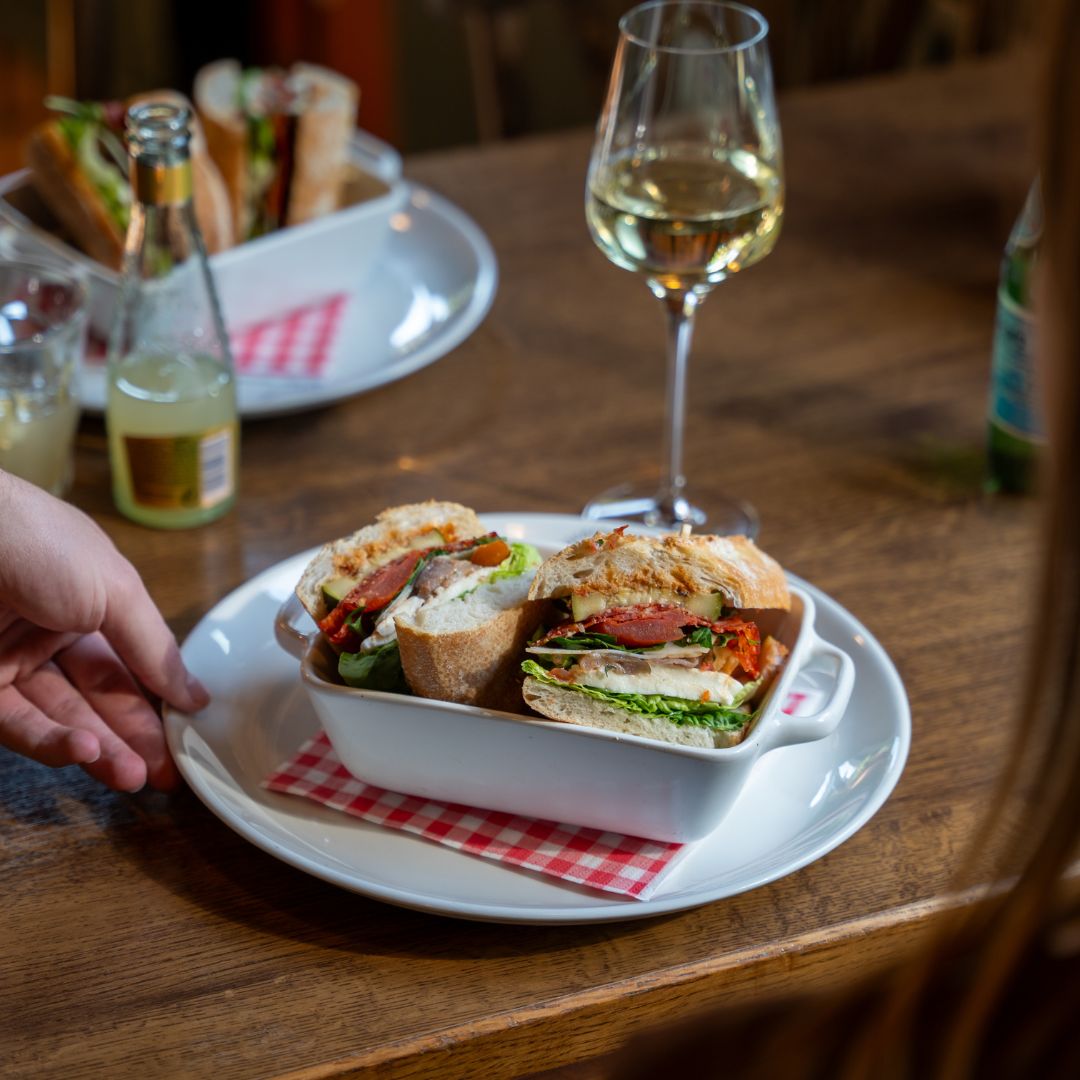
[296,501,542,708]
[25,93,234,270]
[194,60,358,242]
[521,529,791,748]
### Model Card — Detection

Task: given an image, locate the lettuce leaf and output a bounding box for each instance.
[521,660,756,732]
[538,625,733,653]
[339,641,409,693]
[488,541,541,583]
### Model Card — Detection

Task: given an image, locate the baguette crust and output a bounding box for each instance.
[25,124,125,270]
[194,59,249,239]
[397,597,545,712]
[287,63,358,227]
[295,501,485,623]
[522,678,750,749]
[528,530,790,611]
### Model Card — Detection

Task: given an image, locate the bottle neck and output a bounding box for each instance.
[131,157,193,208]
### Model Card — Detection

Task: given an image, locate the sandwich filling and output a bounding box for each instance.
[522,601,788,734]
[319,533,541,692]
[45,97,132,233]
[238,69,312,238]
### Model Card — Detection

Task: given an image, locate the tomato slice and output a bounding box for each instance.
[534,605,764,675]
[590,609,694,647]
[319,549,425,640]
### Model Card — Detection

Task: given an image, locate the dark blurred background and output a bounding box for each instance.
[0,0,1037,170]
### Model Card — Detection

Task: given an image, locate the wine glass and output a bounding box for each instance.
[583,1,783,535]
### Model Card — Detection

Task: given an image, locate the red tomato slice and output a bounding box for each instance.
[590,610,691,647]
[319,549,425,639]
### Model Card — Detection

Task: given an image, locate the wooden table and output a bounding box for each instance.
[1,52,1041,1079]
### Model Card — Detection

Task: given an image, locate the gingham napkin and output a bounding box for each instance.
[263,686,827,900]
[85,292,346,379]
[231,293,347,378]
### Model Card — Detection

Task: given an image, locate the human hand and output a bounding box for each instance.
[0,470,209,791]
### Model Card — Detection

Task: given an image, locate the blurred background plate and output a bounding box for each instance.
[77,184,498,418]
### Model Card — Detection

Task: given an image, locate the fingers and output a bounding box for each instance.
[57,634,182,792]
[0,684,102,770]
[16,660,153,793]
[0,620,79,685]
[99,565,210,715]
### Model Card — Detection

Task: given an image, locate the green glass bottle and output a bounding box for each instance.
[986,182,1044,494]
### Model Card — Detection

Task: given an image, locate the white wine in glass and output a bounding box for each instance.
[583,1,784,535]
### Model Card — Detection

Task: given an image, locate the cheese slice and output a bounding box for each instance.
[570,663,742,705]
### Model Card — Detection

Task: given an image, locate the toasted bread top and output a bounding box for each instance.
[527,529,790,611]
[295,501,485,622]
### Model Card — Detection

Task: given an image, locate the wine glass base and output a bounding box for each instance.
[581,484,759,538]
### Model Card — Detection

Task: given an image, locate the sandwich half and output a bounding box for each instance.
[26,93,233,270]
[195,60,358,242]
[521,529,791,748]
[296,501,541,705]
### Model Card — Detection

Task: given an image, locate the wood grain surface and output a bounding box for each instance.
[0,51,1042,1079]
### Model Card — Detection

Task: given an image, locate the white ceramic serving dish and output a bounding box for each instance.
[274,576,855,844]
[0,131,407,336]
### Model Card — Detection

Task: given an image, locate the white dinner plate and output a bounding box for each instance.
[166,513,910,924]
[77,184,498,418]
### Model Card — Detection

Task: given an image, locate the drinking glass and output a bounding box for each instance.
[0,259,86,496]
[583,1,783,535]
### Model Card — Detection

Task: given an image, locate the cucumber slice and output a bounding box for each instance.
[571,590,724,622]
[322,575,358,606]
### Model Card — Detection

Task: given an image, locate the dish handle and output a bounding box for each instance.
[763,633,855,750]
[275,593,313,660]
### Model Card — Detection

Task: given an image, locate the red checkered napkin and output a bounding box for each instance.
[84,293,347,379]
[264,732,683,899]
[262,686,827,901]
[231,293,347,378]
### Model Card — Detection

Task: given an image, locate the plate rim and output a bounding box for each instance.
[77,182,498,419]
[166,512,911,924]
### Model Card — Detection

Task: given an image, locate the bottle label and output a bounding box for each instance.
[124,424,235,510]
[131,159,193,206]
[989,288,1046,441]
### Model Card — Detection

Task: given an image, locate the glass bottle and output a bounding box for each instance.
[986,181,1043,494]
[106,102,238,528]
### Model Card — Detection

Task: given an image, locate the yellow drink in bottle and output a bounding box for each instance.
[107,101,239,528]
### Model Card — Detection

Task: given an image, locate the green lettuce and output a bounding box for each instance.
[488,542,541,583]
[339,641,408,693]
[520,659,759,732]
[539,624,733,653]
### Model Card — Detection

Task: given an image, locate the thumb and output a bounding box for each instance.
[101,568,210,713]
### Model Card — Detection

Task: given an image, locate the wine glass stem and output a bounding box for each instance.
[656,286,704,524]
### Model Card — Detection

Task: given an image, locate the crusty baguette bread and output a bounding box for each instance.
[286,62,358,227]
[193,59,249,239]
[25,124,125,270]
[522,677,750,749]
[295,501,486,623]
[396,575,544,711]
[128,89,235,253]
[528,530,790,611]
[194,59,358,237]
